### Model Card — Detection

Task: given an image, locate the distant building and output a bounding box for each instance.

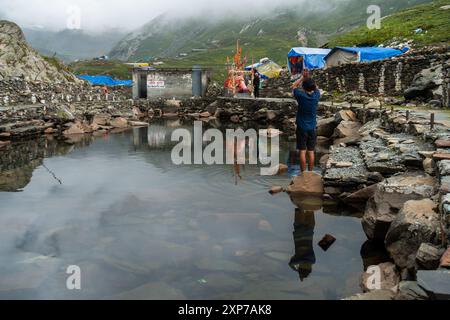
[131,67,211,99]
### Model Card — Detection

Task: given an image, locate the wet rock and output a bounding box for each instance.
[362,173,438,241]
[395,281,429,300]
[269,186,284,195]
[63,121,85,135]
[333,121,361,139]
[385,199,442,269]
[360,240,391,270]
[416,270,450,300]
[110,117,128,129]
[360,262,400,293]
[286,172,324,196]
[344,289,395,300]
[316,117,336,138]
[440,248,450,269]
[318,234,336,251]
[343,184,378,211]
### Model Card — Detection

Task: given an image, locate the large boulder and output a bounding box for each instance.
[335,109,357,123]
[362,173,438,241]
[333,121,361,139]
[286,172,323,196]
[110,117,129,129]
[385,199,442,269]
[404,65,444,104]
[316,117,336,138]
[395,281,429,300]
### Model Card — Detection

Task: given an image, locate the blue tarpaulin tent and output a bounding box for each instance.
[77,75,133,87]
[287,47,332,75]
[324,46,409,67]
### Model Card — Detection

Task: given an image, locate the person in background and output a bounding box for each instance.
[101,85,109,95]
[291,71,320,173]
[253,72,260,98]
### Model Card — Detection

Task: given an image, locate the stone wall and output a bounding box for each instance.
[312,47,449,107]
[0,78,132,107]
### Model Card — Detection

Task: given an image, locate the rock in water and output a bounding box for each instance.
[110,117,129,128]
[362,172,437,241]
[318,234,336,251]
[415,243,443,270]
[269,186,284,195]
[416,270,450,300]
[440,248,450,269]
[286,172,324,196]
[395,281,429,300]
[360,262,400,293]
[343,184,378,211]
[385,199,442,269]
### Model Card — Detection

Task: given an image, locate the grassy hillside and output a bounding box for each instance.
[329,0,450,47]
[72,0,435,82]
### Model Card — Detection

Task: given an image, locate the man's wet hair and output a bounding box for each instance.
[302,78,317,92]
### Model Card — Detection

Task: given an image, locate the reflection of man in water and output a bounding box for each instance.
[289,207,316,281]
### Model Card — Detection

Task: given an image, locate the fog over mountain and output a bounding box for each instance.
[1,0,353,33]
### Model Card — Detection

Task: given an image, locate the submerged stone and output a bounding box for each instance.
[417,270,450,300]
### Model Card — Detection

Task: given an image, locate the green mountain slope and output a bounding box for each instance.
[328,0,450,47]
[110,0,431,66]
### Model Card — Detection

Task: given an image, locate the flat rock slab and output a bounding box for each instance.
[324,146,370,189]
[433,153,450,161]
[287,172,323,196]
[417,270,450,300]
[435,140,450,148]
[360,137,405,175]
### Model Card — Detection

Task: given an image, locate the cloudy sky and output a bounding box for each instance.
[0,0,342,32]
